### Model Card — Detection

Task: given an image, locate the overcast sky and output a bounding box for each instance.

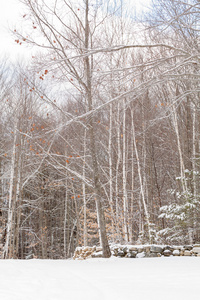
[0,0,152,63]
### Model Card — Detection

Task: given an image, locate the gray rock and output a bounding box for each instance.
[122,247,128,254]
[126,251,137,258]
[173,246,183,251]
[163,249,172,256]
[183,245,193,251]
[117,250,126,257]
[150,246,163,253]
[137,247,144,253]
[173,250,180,256]
[192,247,200,254]
[184,250,192,256]
[144,246,151,254]
[164,246,174,252]
[136,251,146,258]
[112,247,119,256]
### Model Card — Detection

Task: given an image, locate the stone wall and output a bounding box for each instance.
[73,244,200,260]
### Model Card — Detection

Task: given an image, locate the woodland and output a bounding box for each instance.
[0,0,200,259]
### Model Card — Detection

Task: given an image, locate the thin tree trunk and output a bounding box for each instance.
[115,102,121,242]
[173,88,187,194]
[83,130,88,247]
[3,125,17,259]
[14,147,23,258]
[64,151,68,258]
[108,103,115,242]
[192,101,197,241]
[131,111,151,243]
[130,120,135,243]
[122,99,129,243]
[192,102,196,198]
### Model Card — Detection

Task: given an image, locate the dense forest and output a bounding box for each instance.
[0,0,200,259]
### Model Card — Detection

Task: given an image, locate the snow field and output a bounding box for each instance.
[0,256,199,300]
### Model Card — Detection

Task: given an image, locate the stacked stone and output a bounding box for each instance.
[111,245,164,258]
[111,244,200,258]
[73,244,200,260]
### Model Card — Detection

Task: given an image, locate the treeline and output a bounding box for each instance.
[0,0,200,258]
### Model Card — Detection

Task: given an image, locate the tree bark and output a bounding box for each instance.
[84,0,110,257]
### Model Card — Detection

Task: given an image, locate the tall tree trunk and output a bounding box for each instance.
[122,99,129,243]
[14,146,23,258]
[83,130,88,247]
[3,125,17,259]
[192,102,197,199]
[173,87,187,194]
[115,102,121,242]
[84,0,110,257]
[131,111,151,243]
[64,151,68,258]
[108,103,115,242]
[130,118,135,243]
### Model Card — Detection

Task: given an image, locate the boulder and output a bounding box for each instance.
[164,246,174,252]
[112,247,119,256]
[126,251,137,258]
[137,247,144,253]
[192,247,200,254]
[183,245,193,251]
[144,246,151,254]
[136,252,146,258]
[184,250,192,256]
[117,250,126,257]
[150,246,163,253]
[163,249,172,256]
[173,250,180,256]
[122,247,128,254]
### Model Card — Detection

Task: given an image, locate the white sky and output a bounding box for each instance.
[0,0,26,61]
[0,0,152,63]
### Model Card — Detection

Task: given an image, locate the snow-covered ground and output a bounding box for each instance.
[0,256,199,300]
